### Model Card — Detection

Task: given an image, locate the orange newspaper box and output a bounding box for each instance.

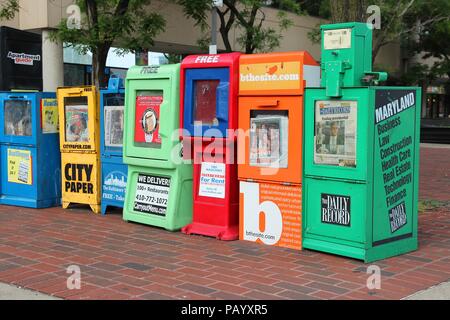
[238,51,320,250]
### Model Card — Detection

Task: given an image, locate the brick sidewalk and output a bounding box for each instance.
[419,144,450,201]
[0,145,448,300]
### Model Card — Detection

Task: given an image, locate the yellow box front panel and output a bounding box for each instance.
[61,152,101,207]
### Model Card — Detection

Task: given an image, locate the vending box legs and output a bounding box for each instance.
[123,164,192,231]
[182,138,239,240]
[61,152,101,213]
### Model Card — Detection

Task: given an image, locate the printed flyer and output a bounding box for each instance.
[104,106,124,147]
[199,162,226,199]
[8,148,32,185]
[134,94,163,147]
[133,174,170,216]
[373,89,417,238]
[314,100,357,167]
[42,98,59,134]
[65,104,89,142]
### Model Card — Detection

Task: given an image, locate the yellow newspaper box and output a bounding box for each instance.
[57,86,101,213]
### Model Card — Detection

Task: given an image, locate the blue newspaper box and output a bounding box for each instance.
[0,92,61,208]
[100,76,127,214]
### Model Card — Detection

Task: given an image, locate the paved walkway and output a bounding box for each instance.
[0,283,59,300]
[405,280,450,300]
[0,144,448,300]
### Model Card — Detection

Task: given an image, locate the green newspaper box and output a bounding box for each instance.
[123,64,193,230]
[303,23,421,262]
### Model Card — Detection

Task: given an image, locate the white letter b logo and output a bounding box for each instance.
[241,181,283,245]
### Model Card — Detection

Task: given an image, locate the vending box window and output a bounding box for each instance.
[180,53,241,241]
[100,76,127,214]
[123,64,192,231]
[180,53,240,139]
[0,92,61,208]
[238,51,320,250]
[302,22,421,262]
[57,86,101,213]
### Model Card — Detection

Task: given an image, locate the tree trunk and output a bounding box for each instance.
[217,9,234,52]
[92,47,108,89]
[330,0,367,23]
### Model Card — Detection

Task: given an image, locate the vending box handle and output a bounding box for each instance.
[255,100,280,108]
[7,95,26,100]
[67,89,84,95]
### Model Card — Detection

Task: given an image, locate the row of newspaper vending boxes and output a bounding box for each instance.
[0,23,421,262]
[3,50,315,248]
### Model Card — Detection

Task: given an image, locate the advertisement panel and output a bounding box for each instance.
[240,181,302,250]
[134,94,163,147]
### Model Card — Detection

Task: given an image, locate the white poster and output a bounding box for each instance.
[324,28,352,50]
[199,162,226,199]
[314,100,357,167]
[133,174,170,216]
[104,105,124,147]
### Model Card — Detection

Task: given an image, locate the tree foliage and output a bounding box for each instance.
[306,0,450,67]
[400,1,450,90]
[0,0,19,21]
[178,0,302,53]
[50,0,165,88]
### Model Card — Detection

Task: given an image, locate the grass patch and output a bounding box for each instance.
[418,199,447,213]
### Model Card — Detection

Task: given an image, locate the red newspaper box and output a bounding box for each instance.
[180,53,240,240]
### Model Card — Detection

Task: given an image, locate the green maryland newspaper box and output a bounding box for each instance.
[303,22,421,262]
[123,64,193,230]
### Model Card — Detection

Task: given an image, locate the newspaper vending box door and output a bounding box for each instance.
[57,86,101,213]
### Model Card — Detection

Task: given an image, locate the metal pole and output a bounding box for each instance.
[209,6,218,54]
